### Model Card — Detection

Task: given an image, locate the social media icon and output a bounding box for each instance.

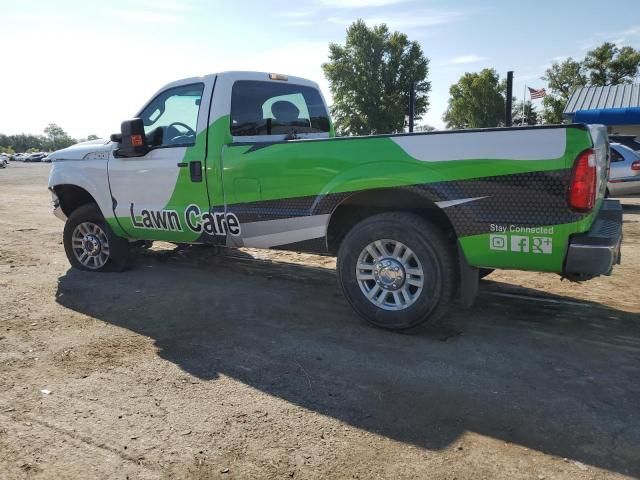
[511,235,529,253]
[489,234,507,251]
[532,236,553,254]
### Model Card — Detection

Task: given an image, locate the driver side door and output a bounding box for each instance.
[108,82,212,243]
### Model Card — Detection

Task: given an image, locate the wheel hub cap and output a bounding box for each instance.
[71,222,110,269]
[355,239,425,311]
[83,234,101,255]
[374,258,405,290]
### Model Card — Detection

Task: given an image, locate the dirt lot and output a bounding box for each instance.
[1,162,639,480]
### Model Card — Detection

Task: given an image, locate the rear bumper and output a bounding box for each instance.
[563,200,622,280]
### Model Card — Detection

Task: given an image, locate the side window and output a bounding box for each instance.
[610,148,624,162]
[230,80,330,138]
[139,83,204,147]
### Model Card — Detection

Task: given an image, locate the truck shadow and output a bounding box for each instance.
[55,246,640,477]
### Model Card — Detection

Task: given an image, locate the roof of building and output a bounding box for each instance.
[564,84,640,115]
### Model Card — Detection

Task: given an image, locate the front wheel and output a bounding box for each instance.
[63,204,130,272]
[337,212,457,331]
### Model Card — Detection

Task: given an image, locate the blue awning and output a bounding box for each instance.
[573,107,640,125]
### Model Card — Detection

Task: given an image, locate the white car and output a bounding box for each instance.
[608,143,640,197]
[0,155,8,168]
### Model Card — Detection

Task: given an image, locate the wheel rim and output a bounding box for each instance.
[71,222,110,269]
[355,239,424,311]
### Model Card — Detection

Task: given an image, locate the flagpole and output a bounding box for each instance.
[523,84,527,125]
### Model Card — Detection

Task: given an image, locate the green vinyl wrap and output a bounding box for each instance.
[109,116,597,273]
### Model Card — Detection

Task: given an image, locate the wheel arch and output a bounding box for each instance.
[326,188,459,255]
[52,184,105,218]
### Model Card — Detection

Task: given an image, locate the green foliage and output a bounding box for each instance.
[0,124,88,152]
[322,19,430,135]
[583,42,640,86]
[44,123,76,150]
[512,100,538,125]
[443,69,505,129]
[539,57,586,124]
[540,95,568,124]
[87,134,100,141]
[543,58,587,98]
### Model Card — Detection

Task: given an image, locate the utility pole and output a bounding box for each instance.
[505,71,513,127]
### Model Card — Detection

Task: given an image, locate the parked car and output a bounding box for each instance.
[0,155,8,168]
[42,153,52,162]
[24,152,47,162]
[12,153,27,161]
[609,135,640,153]
[608,143,640,197]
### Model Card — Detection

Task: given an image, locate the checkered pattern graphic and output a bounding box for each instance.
[201,168,586,250]
[410,169,583,237]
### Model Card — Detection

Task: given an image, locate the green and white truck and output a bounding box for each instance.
[48,71,623,330]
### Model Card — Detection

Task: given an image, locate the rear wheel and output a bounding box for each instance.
[63,204,130,272]
[337,212,456,331]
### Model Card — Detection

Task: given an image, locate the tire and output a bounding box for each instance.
[479,268,494,279]
[63,203,130,272]
[337,212,457,331]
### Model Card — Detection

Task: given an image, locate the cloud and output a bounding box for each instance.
[517,73,543,82]
[622,25,640,36]
[108,0,198,24]
[446,54,489,65]
[329,10,463,29]
[131,0,197,11]
[282,10,315,18]
[283,20,313,27]
[319,0,408,7]
[110,9,183,24]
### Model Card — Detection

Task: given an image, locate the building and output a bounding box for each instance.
[563,84,640,137]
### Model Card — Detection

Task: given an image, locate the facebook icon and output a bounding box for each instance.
[510,235,530,253]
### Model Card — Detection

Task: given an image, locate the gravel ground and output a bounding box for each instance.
[1,162,639,480]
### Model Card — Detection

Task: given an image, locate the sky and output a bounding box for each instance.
[1,0,639,139]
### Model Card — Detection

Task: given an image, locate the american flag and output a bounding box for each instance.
[528,87,546,99]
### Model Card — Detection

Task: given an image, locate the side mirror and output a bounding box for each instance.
[113,118,149,158]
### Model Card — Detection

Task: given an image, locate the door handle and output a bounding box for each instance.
[177,162,188,167]
[189,161,202,182]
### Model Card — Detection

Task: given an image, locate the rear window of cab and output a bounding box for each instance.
[230,80,330,137]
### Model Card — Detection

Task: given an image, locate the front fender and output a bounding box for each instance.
[48,160,113,222]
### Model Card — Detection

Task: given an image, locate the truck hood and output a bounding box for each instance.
[47,138,114,162]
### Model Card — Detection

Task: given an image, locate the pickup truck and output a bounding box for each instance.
[48,71,623,330]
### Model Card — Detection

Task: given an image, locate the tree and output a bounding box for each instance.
[443,69,505,129]
[540,95,567,125]
[87,134,100,141]
[583,42,640,86]
[322,20,430,135]
[512,100,538,125]
[540,44,640,124]
[540,57,586,124]
[44,123,75,150]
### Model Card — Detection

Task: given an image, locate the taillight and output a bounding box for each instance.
[632,161,640,171]
[568,148,597,212]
